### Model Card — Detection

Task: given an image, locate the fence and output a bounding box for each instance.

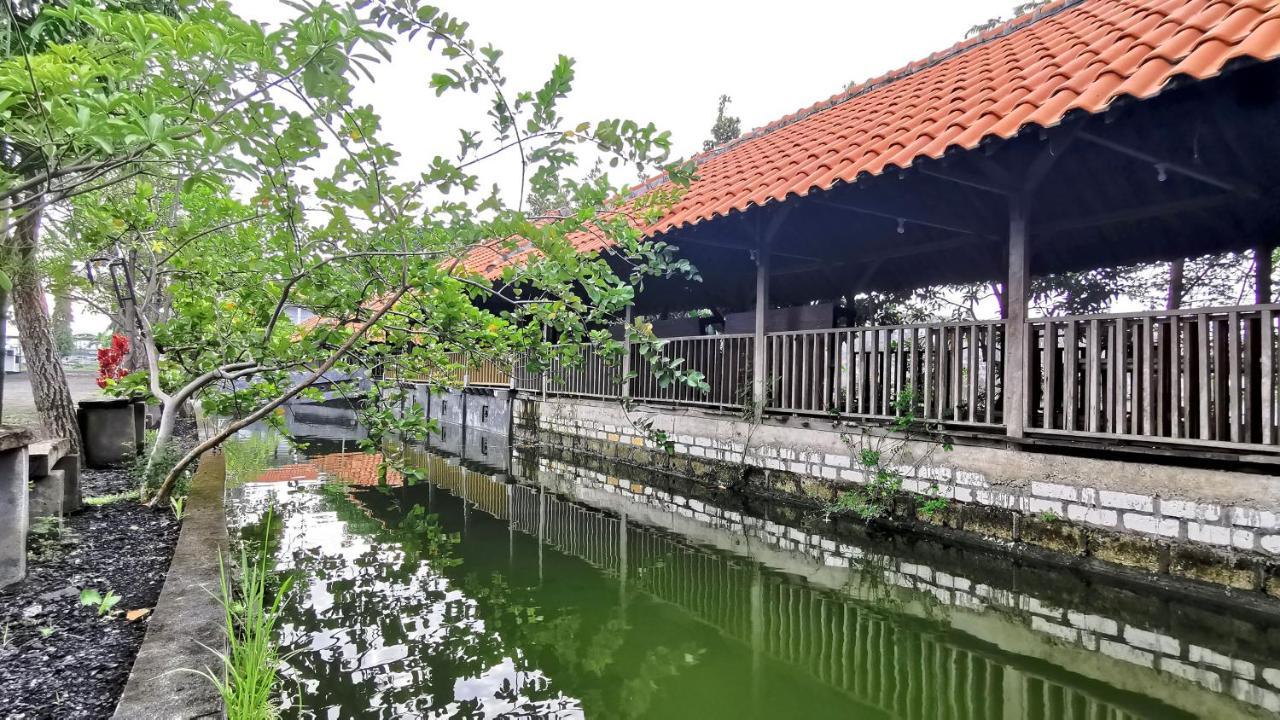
[389,305,1280,452]
[765,323,1004,426]
[1027,305,1280,449]
[631,334,754,408]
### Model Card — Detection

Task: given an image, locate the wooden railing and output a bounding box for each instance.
[385,304,1280,452]
[1028,305,1280,448]
[765,323,1004,426]
[544,345,622,398]
[631,334,753,408]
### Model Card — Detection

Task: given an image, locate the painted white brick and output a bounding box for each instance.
[954,487,974,503]
[1020,596,1063,619]
[1233,678,1280,713]
[1232,528,1257,551]
[1032,616,1079,643]
[903,479,933,494]
[694,436,712,447]
[689,500,704,513]
[820,466,838,480]
[1032,481,1079,501]
[899,562,932,581]
[787,461,808,474]
[954,470,989,488]
[1099,639,1155,668]
[765,458,784,470]
[824,453,852,468]
[1162,499,1222,522]
[1123,512,1181,538]
[1123,626,1181,656]
[921,465,953,481]
[1067,504,1118,528]
[824,553,850,568]
[1029,498,1065,515]
[820,538,836,552]
[1262,668,1280,689]
[1067,611,1119,636]
[1187,522,1232,546]
[1232,507,1280,530]
[1160,658,1225,693]
[787,527,808,543]
[839,469,866,484]
[1189,645,1256,678]
[690,446,706,457]
[1098,490,1155,513]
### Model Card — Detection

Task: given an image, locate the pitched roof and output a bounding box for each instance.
[648,0,1280,234]
[465,0,1280,278]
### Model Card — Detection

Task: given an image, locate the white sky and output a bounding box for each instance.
[231,0,1016,190]
[74,0,1018,334]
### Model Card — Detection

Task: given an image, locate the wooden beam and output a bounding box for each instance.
[621,304,633,399]
[1037,192,1239,234]
[752,241,770,419]
[810,197,994,237]
[771,234,997,277]
[673,235,820,262]
[1005,197,1030,440]
[1078,132,1259,198]
[919,166,1012,196]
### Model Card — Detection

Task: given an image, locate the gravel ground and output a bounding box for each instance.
[1,370,105,437]
[0,468,180,719]
[0,417,197,719]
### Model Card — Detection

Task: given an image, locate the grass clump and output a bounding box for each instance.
[195,511,293,720]
[84,489,141,506]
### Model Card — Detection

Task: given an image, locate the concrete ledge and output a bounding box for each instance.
[113,452,226,720]
[518,396,1280,600]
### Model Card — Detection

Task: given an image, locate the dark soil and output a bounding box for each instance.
[0,466,182,719]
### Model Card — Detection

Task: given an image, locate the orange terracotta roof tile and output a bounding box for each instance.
[464,0,1280,278]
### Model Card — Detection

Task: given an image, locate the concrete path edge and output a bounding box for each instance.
[113,452,226,720]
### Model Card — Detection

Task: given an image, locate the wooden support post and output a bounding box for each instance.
[621,305,633,399]
[1257,244,1273,305]
[752,242,770,419]
[1004,197,1030,439]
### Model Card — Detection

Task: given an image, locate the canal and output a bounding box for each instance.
[225,410,1280,719]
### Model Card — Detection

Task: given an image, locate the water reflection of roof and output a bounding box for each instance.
[253,452,403,486]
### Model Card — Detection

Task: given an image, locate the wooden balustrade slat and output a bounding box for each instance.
[1264,310,1275,445]
[1064,321,1078,432]
[1230,311,1242,443]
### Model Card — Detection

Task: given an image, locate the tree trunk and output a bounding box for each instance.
[12,206,82,455]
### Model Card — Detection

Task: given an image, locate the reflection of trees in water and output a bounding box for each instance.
[256,486,700,718]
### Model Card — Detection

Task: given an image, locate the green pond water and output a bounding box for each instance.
[226,416,1280,719]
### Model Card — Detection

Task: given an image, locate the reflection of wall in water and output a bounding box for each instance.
[392,449,1275,720]
[414,387,512,435]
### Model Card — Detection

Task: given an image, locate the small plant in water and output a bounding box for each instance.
[80,588,122,616]
[1040,510,1059,523]
[170,495,187,521]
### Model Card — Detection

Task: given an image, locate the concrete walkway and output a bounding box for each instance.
[112,453,226,719]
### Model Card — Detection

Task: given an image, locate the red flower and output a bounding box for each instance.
[97,334,130,388]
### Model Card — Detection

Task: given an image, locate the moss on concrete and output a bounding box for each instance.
[1021,516,1086,556]
[1089,532,1165,573]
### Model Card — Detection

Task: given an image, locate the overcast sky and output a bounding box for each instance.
[230,0,1017,190]
[73,0,1017,334]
